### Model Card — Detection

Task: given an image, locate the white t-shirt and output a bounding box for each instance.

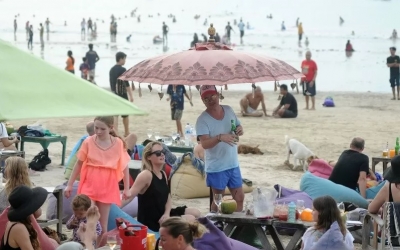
[302,227,354,250]
[0,123,8,139]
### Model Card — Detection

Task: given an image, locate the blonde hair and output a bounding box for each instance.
[160,217,207,243]
[141,141,163,171]
[4,157,32,195]
[94,116,126,148]
[72,194,91,211]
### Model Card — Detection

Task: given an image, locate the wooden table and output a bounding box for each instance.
[208,213,362,250]
[18,136,67,165]
[371,157,391,173]
[167,145,194,154]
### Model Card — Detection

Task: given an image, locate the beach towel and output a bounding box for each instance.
[322,96,335,107]
[170,152,205,180]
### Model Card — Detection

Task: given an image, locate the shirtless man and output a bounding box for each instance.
[239,86,268,117]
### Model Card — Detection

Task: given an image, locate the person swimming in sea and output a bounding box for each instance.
[126,34,132,42]
[345,40,354,52]
[281,21,286,31]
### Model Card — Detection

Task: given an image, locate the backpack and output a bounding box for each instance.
[29,149,51,171]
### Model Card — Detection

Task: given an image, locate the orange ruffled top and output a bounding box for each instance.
[77,135,130,206]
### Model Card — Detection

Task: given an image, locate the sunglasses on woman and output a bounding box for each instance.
[150,150,166,157]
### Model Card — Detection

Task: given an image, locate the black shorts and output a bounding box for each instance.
[282,110,297,118]
[170,206,187,217]
[302,81,316,97]
[116,93,129,118]
[171,108,183,120]
[298,34,303,41]
[240,30,244,38]
[390,75,400,87]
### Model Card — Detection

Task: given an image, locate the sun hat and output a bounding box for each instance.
[199,85,218,99]
[384,155,400,183]
[8,185,48,221]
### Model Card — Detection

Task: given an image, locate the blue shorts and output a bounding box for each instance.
[206,167,242,191]
[390,75,400,88]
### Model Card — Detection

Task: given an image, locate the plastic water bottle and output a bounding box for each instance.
[184,123,192,146]
[288,202,296,223]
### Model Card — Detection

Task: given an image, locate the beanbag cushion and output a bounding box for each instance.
[310,222,352,250]
[323,96,335,107]
[274,184,313,209]
[0,208,59,250]
[108,204,159,238]
[193,217,258,250]
[64,135,87,179]
[47,182,138,223]
[308,159,333,179]
[170,155,253,199]
[300,172,369,209]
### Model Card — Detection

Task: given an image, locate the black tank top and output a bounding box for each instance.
[389,182,394,202]
[137,171,169,232]
[1,223,22,250]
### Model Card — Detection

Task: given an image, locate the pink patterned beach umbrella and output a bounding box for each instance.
[119,42,303,86]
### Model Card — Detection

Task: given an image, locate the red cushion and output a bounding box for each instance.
[308,159,333,179]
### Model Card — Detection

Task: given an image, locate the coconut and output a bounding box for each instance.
[220,199,237,214]
[5,123,14,134]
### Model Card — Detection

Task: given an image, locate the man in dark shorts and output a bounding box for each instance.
[162,22,169,45]
[166,85,192,136]
[387,47,400,100]
[301,51,318,110]
[273,84,298,118]
[86,44,100,84]
[225,22,234,42]
[109,52,134,136]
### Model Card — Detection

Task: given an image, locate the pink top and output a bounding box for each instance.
[77,135,130,206]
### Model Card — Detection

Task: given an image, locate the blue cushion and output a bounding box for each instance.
[193,217,258,250]
[108,204,159,239]
[300,172,369,208]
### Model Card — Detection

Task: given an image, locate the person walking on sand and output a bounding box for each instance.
[81,18,86,37]
[239,86,268,117]
[196,85,245,213]
[387,47,400,100]
[162,22,169,45]
[64,116,131,241]
[86,43,100,84]
[27,25,33,49]
[109,52,134,136]
[301,51,318,110]
[237,19,245,44]
[166,85,193,137]
[25,21,30,40]
[13,19,17,34]
[45,18,50,33]
[38,23,44,47]
[225,22,234,43]
[298,22,304,42]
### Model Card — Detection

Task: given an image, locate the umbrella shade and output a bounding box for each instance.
[0,39,147,121]
[120,42,303,86]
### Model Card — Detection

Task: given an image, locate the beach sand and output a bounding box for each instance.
[17,89,394,249]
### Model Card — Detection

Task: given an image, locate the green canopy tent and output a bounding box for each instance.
[0,39,146,120]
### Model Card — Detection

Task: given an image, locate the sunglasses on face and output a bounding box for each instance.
[202,94,218,103]
[150,150,165,157]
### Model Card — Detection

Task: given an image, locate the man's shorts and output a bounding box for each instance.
[206,167,242,191]
[116,93,129,118]
[240,30,244,38]
[302,81,316,97]
[171,108,183,120]
[282,110,297,118]
[390,75,400,87]
[246,106,255,113]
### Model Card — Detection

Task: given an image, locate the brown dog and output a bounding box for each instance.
[238,144,264,155]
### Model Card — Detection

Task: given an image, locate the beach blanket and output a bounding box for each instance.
[170,152,205,180]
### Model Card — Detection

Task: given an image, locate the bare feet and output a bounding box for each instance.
[391,97,396,100]
[310,107,315,110]
[304,107,309,110]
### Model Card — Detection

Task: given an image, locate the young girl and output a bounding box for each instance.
[64,116,130,239]
[66,194,102,245]
[66,50,75,74]
[301,195,354,250]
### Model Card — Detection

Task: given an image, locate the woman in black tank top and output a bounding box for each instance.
[126,142,200,232]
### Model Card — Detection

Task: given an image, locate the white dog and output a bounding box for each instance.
[285,135,315,172]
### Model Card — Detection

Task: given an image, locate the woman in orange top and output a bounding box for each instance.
[65,50,75,74]
[64,116,130,239]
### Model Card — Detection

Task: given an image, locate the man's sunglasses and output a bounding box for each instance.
[150,150,166,157]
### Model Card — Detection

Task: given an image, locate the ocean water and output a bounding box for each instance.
[0,0,398,93]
